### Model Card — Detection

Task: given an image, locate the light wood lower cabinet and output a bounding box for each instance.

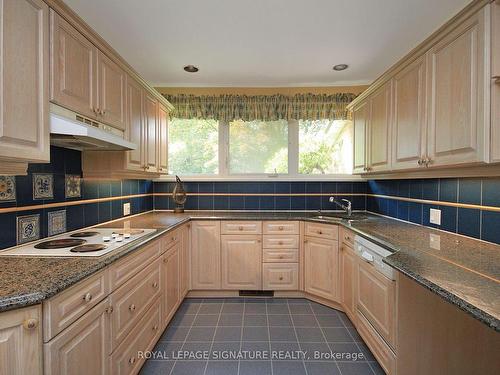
[221,235,262,290]
[340,243,357,322]
[162,243,180,325]
[191,221,221,289]
[44,298,112,375]
[262,263,298,290]
[110,299,161,375]
[356,259,396,349]
[0,0,49,174]
[304,236,339,301]
[179,224,190,297]
[0,305,42,375]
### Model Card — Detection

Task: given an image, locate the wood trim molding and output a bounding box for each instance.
[44,0,173,111]
[347,0,492,110]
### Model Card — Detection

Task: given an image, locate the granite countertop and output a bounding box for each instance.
[0,210,498,332]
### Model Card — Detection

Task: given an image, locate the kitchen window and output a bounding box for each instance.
[167,118,353,178]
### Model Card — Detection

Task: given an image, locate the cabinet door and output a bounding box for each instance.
[0,0,49,164]
[356,260,396,349]
[97,51,127,130]
[340,244,357,321]
[352,100,369,173]
[392,56,427,170]
[158,104,168,173]
[191,221,221,289]
[50,10,97,119]
[491,2,500,162]
[0,305,42,375]
[426,9,487,167]
[126,77,144,171]
[304,237,339,301]
[368,81,392,172]
[221,235,262,290]
[44,299,111,375]
[162,244,180,325]
[179,224,190,297]
[143,92,158,172]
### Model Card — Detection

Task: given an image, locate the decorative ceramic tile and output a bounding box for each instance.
[33,174,53,200]
[65,175,81,198]
[0,176,16,201]
[48,210,66,237]
[17,214,40,244]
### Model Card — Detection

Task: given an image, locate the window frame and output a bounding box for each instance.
[164,118,361,181]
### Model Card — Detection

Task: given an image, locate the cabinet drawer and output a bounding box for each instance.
[221,221,262,234]
[305,222,338,240]
[356,311,396,375]
[110,258,161,351]
[263,235,299,249]
[110,239,160,290]
[262,263,299,290]
[263,221,299,234]
[263,249,299,263]
[341,228,355,248]
[162,228,181,252]
[43,270,109,341]
[110,298,161,375]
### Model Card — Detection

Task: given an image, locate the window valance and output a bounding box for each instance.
[162,93,356,122]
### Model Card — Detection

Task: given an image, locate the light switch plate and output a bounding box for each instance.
[123,202,131,216]
[430,208,441,225]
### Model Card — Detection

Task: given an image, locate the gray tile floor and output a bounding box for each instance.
[140,298,385,375]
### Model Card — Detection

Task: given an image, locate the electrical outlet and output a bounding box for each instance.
[123,202,131,216]
[430,208,441,225]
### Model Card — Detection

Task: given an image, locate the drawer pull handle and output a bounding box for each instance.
[279,276,284,281]
[105,306,114,314]
[23,318,38,330]
[257,239,261,243]
[152,281,158,288]
[172,236,177,241]
[278,226,284,230]
[129,357,136,365]
[129,304,136,312]
[278,241,283,245]
[153,324,159,331]
[279,255,284,259]
[318,230,323,234]
[83,293,93,303]
[238,226,244,230]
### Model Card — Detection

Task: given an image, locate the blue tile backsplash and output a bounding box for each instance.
[1,146,500,249]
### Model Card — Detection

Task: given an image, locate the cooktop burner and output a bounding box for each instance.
[70,231,100,238]
[34,239,87,249]
[70,244,107,253]
[112,229,145,235]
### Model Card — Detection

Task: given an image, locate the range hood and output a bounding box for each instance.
[49,104,137,151]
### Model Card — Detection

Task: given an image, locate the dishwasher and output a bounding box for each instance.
[354,235,397,350]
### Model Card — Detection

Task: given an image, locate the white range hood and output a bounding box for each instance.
[49,104,137,151]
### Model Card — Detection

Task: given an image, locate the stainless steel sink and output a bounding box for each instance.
[313,214,368,222]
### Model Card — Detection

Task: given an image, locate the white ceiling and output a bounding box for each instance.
[65,0,471,87]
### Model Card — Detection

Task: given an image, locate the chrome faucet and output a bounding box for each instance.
[329,196,352,217]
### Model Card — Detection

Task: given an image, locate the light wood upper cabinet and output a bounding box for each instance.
[221,235,262,290]
[97,51,127,131]
[44,299,111,375]
[368,81,392,172]
[162,244,180,325]
[352,100,369,173]
[304,236,339,301]
[126,77,144,171]
[144,92,158,172]
[392,56,427,170]
[0,0,49,171]
[426,8,487,167]
[158,104,169,173]
[0,305,42,375]
[491,2,500,162]
[50,10,97,119]
[191,221,221,290]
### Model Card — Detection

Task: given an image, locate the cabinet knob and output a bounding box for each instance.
[278,226,284,230]
[172,236,177,241]
[278,241,283,245]
[304,240,308,244]
[163,258,168,263]
[417,159,423,166]
[494,76,500,84]
[152,281,158,288]
[129,357,136,365]
[23,318,38,330]
[279,276,283,281]
[152,324,159,331]
[129,304,136,312]
[83,293,93,303]
[279,255,284,259]
[238,226,243,231]
[318,230,322,234]
[105,306,114,314]
[257,239,261,243]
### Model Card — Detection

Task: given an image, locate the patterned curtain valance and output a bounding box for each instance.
[162,93,356,122]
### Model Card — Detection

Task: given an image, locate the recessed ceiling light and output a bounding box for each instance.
[333,64,348,71]
[184,65,199,73]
